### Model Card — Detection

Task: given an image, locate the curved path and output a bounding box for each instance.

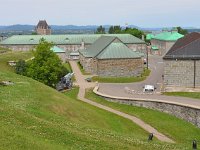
[69,61,174,143]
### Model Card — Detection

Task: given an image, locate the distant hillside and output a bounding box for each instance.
[0,24,139,31]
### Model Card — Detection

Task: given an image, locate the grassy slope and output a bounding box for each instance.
[91,69,151,83]
[0,52,179,149]
[0,51,33,71]
[85,89,200,149]
[164,92,200,100]
[0,72,180,150]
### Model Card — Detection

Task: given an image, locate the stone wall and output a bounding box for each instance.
[151,39,175,56]
[56,53,66,63]
[36,28,51,35]
[97,58,143,77]
[126,43,147,54]
[104,97,200,128]
[79,54,97,74]
[93,88,200,128]
[164,60,200,88]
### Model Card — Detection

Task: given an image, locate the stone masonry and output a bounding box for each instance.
[97,58,143,77]
[164,60,200,88]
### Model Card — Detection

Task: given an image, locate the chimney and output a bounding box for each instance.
[81,39,85,49]
[142,35,145,41]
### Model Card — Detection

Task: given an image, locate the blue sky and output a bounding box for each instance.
[0,0,200,27]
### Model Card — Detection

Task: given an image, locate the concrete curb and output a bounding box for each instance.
[93,86,200,110]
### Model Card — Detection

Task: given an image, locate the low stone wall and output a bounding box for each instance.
[93,87,200,128]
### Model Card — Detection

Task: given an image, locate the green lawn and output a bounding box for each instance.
[164,92,200,100]
[0,71,181,150]
[85,89,200,148]
[0,51,33,71]
[92,69,151,83]
[77,61,91,75]
[63,62,73,73]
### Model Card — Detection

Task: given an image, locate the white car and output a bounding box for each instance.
[143,85,155,92]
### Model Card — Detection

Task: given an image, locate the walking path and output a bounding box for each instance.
[69,61,174,143]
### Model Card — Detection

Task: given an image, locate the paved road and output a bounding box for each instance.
[69,61,174,143]
[99,55,164,94]
[98,55,200,108]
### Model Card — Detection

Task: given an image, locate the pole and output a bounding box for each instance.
[147,45,149,70]
[194,60,196,88]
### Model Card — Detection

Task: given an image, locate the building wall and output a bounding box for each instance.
[151,39,175,56]
[126,43,147,54]
[97,58,143,77]
[2,43,146,60]
[36,28,51,35]
[164,59,200,88]
[79,54,97,74]
[56,53,66,63]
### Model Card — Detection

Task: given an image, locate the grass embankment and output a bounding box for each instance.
[92,69,151,83]
[85,89,200,148]
[0,47,11,54]
[164,92,200,100]
[77,61,91,75]
[0,72,180,150]
[0,51,33,71]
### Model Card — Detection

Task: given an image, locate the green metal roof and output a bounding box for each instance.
[0,34,145,45]
[146,34,155,40]
[51,46,65,53]
[152,32,184,41]
[79,36,116,58]
[97,43,142,59]
[79,36,143,59]
[151,46,159,51]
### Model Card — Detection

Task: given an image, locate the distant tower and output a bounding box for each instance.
[35,20,51,35]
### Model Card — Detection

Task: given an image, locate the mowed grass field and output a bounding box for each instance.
[85,89,200,149]
[0,51,192,149]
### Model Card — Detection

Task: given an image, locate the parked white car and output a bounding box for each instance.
[143,85,155,92]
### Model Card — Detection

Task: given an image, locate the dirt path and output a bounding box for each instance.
[69,61,174,143]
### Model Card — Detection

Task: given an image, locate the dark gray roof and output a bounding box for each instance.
[163,32,200,60]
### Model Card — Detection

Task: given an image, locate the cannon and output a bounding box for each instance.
[56,73,74,91]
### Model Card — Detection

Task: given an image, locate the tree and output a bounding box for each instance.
[15,59,27,75]
[176,27,188,35]
[26,39,67,87]
[95,25,105,34]
[113,26,122,33]
[108,26,114,34]
[122,28,144,39]
[108,25,122,34]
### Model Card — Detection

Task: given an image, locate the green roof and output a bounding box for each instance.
[152,32,184,41]
[146,34,155,40]
[97,43,142,59]
[51,46,65,53]
[151,46,159,51]
[79,36,143,59]
[0,34,145,45]
[79,36,115,58]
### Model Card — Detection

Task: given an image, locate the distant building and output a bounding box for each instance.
[0,34,147,60]
[147,28,184,56]
[163,32,200,90]
[35,20,51,35]
[79,36,144,77]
